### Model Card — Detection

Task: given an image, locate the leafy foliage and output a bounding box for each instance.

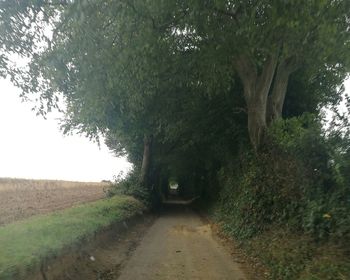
[106,169,151,204]
[1,2,350,278]
[210,115,350,279]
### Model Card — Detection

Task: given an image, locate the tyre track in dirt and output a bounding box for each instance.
[117,205,248,280]
[44,204,250,280]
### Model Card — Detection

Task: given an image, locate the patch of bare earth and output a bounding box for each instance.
[117,205,248,280]
[33,205,252,280]
[210,223,270,280]
[31,215,156,280]
[0,178,109,225]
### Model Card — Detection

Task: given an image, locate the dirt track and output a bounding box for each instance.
[46,205,250,280]
[117,205,247,280]
[0,178,107,225]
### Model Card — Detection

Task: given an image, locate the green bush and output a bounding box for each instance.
[268,114,350,242]
[106,170,152,205]
[214,147,306,239]
[209,114,350,279]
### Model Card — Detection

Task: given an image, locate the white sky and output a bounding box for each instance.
[0,78,132,182]
[0,76,348,182]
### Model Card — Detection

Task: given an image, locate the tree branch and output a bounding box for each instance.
[233,54,257,102]
[256,53,279,96]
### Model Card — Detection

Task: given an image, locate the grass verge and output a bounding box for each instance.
[211,212,350,280]
[244,228,350,280]
[0,195,145,279]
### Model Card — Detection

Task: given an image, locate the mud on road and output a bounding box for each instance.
[47,205,252,280]
[38,215,156,280]
[117,205,247,280]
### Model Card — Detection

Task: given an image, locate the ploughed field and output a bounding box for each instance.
[0,178,109,226]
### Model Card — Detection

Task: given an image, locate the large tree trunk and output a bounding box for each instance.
[234,54,278,151]
[267,57,298,124]
[247,98,268,151]
[140,134,152,187]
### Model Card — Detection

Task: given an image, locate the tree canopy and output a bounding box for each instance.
[0,0,349,188]
[2,3,350,277]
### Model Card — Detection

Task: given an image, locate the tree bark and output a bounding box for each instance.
[140,134,152,187]
[267,57,298,124]
[234,54,278,151]
[247,99,268,151]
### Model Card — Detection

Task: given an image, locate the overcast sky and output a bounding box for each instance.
[0,77,348,182]
[0,78,131,182]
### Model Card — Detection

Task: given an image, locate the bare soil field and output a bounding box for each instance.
[0,178,109,226]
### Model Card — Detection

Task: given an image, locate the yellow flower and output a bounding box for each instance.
[323,213,331,219]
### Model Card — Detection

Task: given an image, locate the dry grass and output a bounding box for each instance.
[0,178,110,226]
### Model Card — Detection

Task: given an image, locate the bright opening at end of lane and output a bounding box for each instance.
[0,78,132,182]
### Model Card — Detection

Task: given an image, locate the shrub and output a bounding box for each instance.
[210,114,350,279]
[105,170,151,204]
[268,114,350,242]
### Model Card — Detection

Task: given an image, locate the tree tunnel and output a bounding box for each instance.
[149,159,219,206]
